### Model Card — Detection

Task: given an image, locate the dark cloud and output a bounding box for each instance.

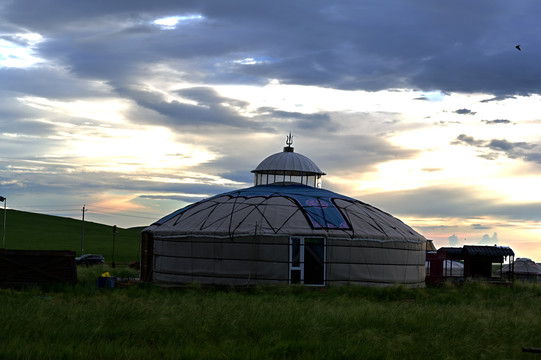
[0,68,110,98]
[113,83,337,133]
[454,109,476,115]
[314,135,420,176]
[482,119,512,125]
[0,155,242,202]
[451,134,484,146]
[471,224,492,230]
[359,185,541,222]
[115,85,260,129]
[257,108,334,131]
[1,0,540,95]
[480,95,517,103]
[452,134,540,163]
[488,138,533,152]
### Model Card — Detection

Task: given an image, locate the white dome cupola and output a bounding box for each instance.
[251,133,326,188]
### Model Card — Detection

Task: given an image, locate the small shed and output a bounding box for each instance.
[0,249,77,287]
[426,245,514,285]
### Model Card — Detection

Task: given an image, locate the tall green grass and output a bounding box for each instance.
[1,268,541,359]
[2,209,142,263]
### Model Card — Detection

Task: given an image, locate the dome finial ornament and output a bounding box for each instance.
[285,132,293,147]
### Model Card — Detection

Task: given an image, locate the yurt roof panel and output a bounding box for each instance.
[147,184,425,242]
[503,258,541,275]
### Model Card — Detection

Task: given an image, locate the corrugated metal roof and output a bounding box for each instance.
[440,247,463,257]
[463,245,514,257]
[439,246,515,258]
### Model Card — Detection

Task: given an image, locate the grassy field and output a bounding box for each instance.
[2,209,143,263]
[1,265,541,359]
[2,210,541,359]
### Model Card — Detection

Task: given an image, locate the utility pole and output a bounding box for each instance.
[81,205,86,256]
[112,225,117,268]
[0,196,6,249]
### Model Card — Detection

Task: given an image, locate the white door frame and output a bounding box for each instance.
[289,236,325,286]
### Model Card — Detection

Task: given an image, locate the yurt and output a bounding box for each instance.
[502,258,541,283]
[141,135,427,287]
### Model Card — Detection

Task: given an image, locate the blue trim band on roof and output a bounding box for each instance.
[152,184,356,229]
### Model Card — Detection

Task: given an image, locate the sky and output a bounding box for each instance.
[1,0,541,260]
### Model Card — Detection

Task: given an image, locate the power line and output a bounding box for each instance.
[87,205,160,217]
[11,204,82,208]
[10,203,163,221]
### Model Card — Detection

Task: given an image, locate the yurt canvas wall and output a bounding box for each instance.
[142,226,426,287]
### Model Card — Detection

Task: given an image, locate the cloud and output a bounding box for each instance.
[314,135,420,176]
[0,0,540,238]
[471,223,492,230]
[0,151,243,196]
[359,185,541,222]
[139,193,209,203]
[256,107,334,131]
[449,234,459,246]
[482,119,512,125]
[1,1,541,96]
[478,232,498,245]
[452,134,540,163]
[0,67,108,99]
[115,85,264,130]
[454,108,476,115]
[480,95,517,103]
[451,134,485,147]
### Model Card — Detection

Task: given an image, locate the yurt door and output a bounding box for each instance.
[289,237,325,286]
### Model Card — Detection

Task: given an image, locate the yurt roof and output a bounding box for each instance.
[251,148,325,175]
[145,184,425,242]
[502,258,541,275]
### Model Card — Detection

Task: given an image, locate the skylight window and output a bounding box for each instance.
[153,15,204,29]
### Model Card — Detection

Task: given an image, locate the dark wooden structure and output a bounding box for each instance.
[426,245,514,285]
[0,249,77,287]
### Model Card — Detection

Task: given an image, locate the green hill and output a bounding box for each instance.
[1,209,143,264]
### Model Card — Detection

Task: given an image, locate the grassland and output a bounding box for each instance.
[2,210,541,359]
[1,265,541,359]
[2,209,142,263]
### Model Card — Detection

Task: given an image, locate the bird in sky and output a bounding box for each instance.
[516,44,521,51]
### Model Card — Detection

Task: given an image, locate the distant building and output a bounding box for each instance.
[141,135,427,287]
[502,258,541,283]
[426,245,515,285]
